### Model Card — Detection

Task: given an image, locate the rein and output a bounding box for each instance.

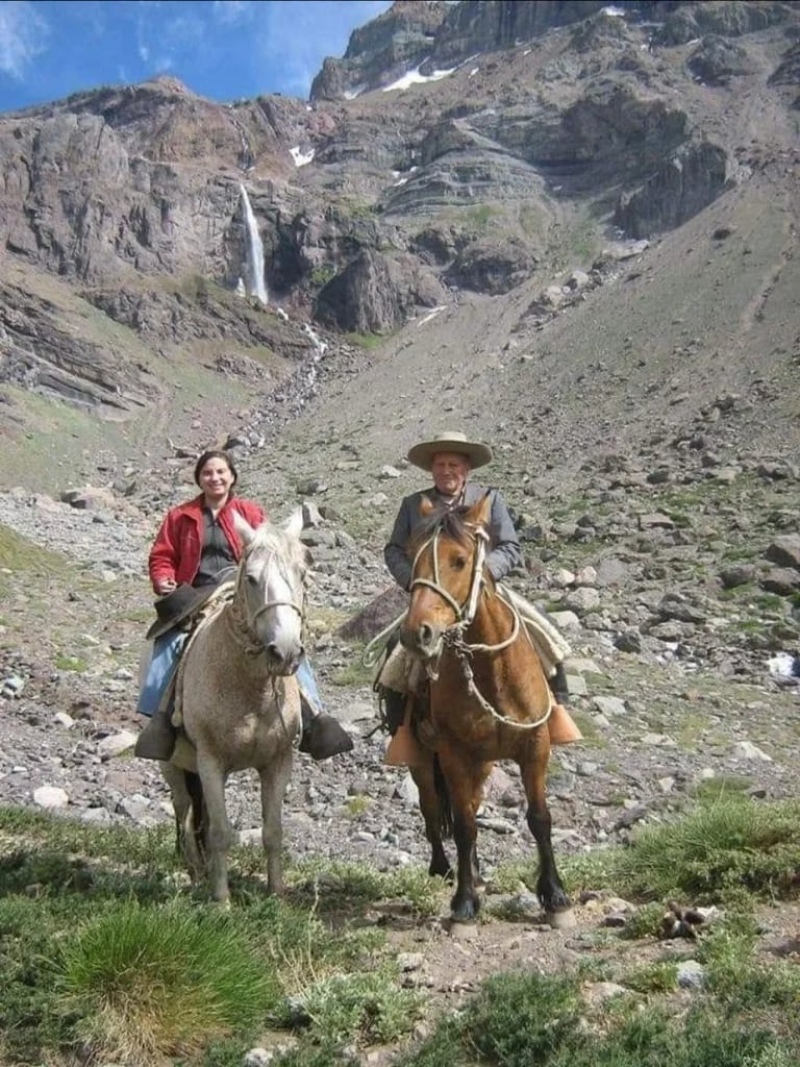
[411,522,551,732]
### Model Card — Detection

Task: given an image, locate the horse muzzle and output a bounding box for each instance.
[400,621,444,663]
[264,642,303,676]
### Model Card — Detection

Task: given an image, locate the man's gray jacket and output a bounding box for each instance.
[384,482,523,591]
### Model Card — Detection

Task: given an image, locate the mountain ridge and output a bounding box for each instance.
[0,0,798,505]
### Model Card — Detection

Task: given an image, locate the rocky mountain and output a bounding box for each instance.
[1,0,798,481]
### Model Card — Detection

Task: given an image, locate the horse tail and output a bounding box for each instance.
[433,754,454,839]
[185,770,208,861]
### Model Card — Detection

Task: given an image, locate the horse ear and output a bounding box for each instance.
[284,508,304,540]
[419,495,435,518]
[233,511,256,545]
[466,491,492,528]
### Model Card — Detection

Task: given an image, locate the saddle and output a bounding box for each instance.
[373,624,581,767]
[156,582,236,727]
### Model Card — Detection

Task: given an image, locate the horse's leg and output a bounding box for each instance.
[160,762,203,883]
[410,752,451,880]
[520,732,573,926]
[257,747,294,896]
[438,746,492,922]
[196,751,233,904]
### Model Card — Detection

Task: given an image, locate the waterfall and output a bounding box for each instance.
[238,184,268,306]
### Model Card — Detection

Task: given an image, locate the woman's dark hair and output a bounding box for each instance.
[194,450,238,491]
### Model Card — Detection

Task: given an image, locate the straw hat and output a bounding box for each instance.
[406,430,493,471]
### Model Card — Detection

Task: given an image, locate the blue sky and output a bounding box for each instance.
[0,0,393,111]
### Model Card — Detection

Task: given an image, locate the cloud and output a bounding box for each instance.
[0,0,50,80]
[136,7,208,79]
[212,1,254,24]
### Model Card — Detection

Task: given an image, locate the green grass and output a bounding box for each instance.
[2,797,800,1066]
[398,967,798,1067]
[344,330,390,349]
[343,795,373,817]
[690,775,754,801]
[329,648,374,687]
[611,795,800,904]
[279,964,424,1045]
[0,523,67,573]
[60,902,278,1063]
[54,653,90,673]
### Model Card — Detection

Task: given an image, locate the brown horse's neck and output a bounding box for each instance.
[459,589,546,707]
[464,588,514,646]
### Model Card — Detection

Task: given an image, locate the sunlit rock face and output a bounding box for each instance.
[1,0,799,414]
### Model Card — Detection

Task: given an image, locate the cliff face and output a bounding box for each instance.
[0,1,798,444]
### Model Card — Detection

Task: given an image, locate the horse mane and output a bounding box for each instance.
[409,503,479,556]
[246,521,307,570]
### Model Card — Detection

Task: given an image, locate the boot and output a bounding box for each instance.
[550,662,570,704]
[134,705,177,761]
[299,711,354,761]
[381,688,408,735]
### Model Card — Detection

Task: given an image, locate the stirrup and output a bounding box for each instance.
[547,703,582,745]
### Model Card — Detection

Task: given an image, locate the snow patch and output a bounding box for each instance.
[416,306,446,327]
[601,5,626,15]
[382,65,457,93]
[290,146,315,167]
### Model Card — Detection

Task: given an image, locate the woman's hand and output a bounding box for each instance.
[155,578,177,595]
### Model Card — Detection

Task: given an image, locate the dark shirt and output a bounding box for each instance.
[193,507,236,587]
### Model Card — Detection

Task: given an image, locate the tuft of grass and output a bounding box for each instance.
[329,652,374,687]
[59,901,279,1064]
[619,901,668,941]
[281,964,424,1045]
[55,653,89,673]
[690,774,754,801]
[268,1037,361,1066]
[407,970,583,1067]
[560,847,621,896]
[289,860,445,920]
[699,916,800,1014]
[343,796,373,818]
[623,960,679,994]
[344,331,388,350]
[399,968,795,1067]
[612,796,800,904]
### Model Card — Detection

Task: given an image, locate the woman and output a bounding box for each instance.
[135,449,353,762]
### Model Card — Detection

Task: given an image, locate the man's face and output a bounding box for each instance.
[431,452,471,497]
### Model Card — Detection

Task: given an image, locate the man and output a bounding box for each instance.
[381,430,576,746]
[384,431,522,591]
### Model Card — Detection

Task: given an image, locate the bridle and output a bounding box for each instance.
[228,552,306,658]
[410,523,519,651]
[409,520,550,732]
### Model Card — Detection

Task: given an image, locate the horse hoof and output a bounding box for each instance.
[546,908,576,930]
[448,909,480,926]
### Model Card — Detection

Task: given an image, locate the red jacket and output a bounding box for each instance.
[148,495,267,592]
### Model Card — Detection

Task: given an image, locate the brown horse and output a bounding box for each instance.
[399,494,573,926]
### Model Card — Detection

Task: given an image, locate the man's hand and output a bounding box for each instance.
[155,578,177,595]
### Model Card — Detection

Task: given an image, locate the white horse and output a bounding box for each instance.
[160,510,307,904]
